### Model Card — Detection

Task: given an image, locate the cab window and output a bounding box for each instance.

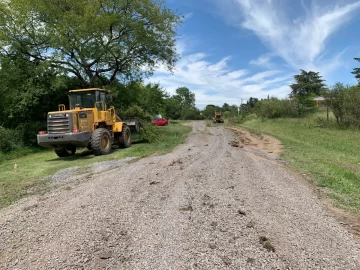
[69,92,96,109]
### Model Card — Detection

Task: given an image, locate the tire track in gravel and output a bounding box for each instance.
[0,121,359,269]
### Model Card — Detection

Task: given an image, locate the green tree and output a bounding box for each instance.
[240,103,251,115]
[323,83,346,124]
[181,108,202,120]
[254,97,297,118]
[202,104,217,119]
[111,80,169,115]
[223,111,230,118]
[352,58,360,84]
[290,70,325,96]
[174,87,195,110]
[0,49,86,146]
[324,83,360,126]
[0,51,71,127]
[222,103,230,112]
[165,97,182,119]
[247,97,259,108]
[0,0,181,87]
[290,70,326,115]
[229,104,239,116]
[139,83,169,115]
[110,80,144,110]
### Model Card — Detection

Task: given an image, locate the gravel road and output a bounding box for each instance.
[0,121,359,269]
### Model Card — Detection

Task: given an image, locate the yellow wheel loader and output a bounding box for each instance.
[37,88,140,157]
[213,110,224,123]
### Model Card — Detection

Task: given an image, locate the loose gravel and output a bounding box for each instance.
[0,122,359,269]
[91,157,138,173]
[51,167,81,182]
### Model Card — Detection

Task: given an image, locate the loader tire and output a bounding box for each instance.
[55,146,76,157]
[91,128,112,156]
[119,125,131,148]
[87,143,92,150]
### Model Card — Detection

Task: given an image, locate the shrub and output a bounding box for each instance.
[17,121,46,146]
[294,94,318,116]
[121,105,153,123]
[223,111,231,119]
[181,108,204,120]
[0,126,24,153]
[324,83,360,128]
[139,123,161,143]
[254,97,298,118]
[121,105,161,142]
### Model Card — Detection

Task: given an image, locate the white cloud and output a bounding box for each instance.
[249,53,275,69]
[148,51,292,108]
[221,0,360,75]
[183,12,194,21]
[149,0,360,108]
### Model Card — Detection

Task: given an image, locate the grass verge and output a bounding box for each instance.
[0,124,191,208]
[237,113,360,213]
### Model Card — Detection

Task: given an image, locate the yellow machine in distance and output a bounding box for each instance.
[213,110,224,123]
[37,88,139,157]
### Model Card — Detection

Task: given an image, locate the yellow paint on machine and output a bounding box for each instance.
[113,122,123,132]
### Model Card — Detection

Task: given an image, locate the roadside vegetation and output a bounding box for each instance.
[239,113,360,213]
[229,65,360,213]
[0,0,202,161]
[0,124,191,208]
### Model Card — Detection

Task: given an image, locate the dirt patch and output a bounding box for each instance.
[229,140,240,147]
[227,127,284,158]
[321,192,360,239]
[228,128,360,240]
[259,236,276,252]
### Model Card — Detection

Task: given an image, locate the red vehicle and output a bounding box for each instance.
[153,118,168,126]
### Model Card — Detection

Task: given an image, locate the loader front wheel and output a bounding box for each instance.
[91,128,112,156]
[55,146,76,157]
[119,125,131,148]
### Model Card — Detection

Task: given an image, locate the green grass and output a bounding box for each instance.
[0,124,191,208]
[238,113,360,213]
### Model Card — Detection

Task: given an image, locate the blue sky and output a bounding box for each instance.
[148,0,360,108]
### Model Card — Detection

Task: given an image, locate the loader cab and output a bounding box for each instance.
[68,88,110,110]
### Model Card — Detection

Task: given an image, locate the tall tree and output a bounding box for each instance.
[352,58,360,84]
[247,97,259,108]
[226,104,239,116]
[222,103,230,112]
[139,83,169,114]
[174,87,195,110]
[0,51,71,127]
[111,80,168,114]
[0,0,181,87]
[202,104,217,119]
[164,97,182,119]
[324,83,360,125]
[289,70,326,115]
[110,80,144,110]
[290,70,326,96]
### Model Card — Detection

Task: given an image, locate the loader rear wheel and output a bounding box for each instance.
[55,146,76,157]
[119,125,131,148]
[91,128,112,156]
